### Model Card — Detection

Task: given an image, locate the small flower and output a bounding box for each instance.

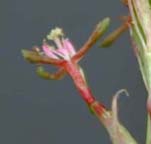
[22,18,138,144]
[42,27,76,61]
[22,18,110,65]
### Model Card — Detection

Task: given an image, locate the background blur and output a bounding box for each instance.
[0,0,147,144]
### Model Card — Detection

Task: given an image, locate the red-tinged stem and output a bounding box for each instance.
[63,61,106,116]
[64,61,94,105]
[72,30,101,62]
[91,101,106,117]
[101,16,131,47]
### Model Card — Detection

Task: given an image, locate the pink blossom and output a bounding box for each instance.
[42,28,76,61]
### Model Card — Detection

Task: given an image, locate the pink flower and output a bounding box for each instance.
[42,28,76,61]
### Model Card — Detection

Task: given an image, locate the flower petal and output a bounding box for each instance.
[42,44,59,59]
[63,39,76,56]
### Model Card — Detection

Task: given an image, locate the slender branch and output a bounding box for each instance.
[36,67,66,80]
[22,49,65,66]
[73,17,110,62]
[101,16,131,47]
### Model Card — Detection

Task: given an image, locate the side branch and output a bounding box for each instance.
[22,49,65,66]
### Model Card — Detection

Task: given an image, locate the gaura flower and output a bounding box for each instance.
[42,28,76,61]
[22,17,110,66]
[22,18,138,144]
[22,18,110,104]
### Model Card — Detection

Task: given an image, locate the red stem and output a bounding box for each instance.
[64,61,95,105]
[63,61,105,116]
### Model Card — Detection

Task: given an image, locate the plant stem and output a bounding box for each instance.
[146,115,151,144]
